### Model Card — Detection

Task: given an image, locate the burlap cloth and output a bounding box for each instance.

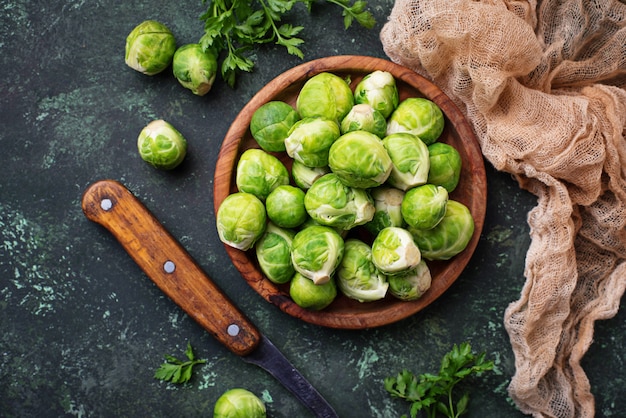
[380,1,626,417]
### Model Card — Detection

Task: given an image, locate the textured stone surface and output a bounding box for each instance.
[1,1,624,417]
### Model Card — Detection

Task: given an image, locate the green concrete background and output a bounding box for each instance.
[1,1,624,417]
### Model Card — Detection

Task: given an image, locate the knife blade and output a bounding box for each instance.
[81,179,338,418]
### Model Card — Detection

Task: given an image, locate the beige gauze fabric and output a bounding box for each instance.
[380,1,626,417]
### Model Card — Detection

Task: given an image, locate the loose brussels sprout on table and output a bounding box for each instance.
[125,20,176,75]
[304,173,375,231]
[401,184,449,230]
[216,192,267,251]
[383,132,430,191]
[296,72,354,122]
[337,239,389,302]
[137,119,187,170]
[290,272,337,310]
[255,223,296,284]
[386,97,445,145]
[409,200,475,260]
[250,101,300,152]
[328,130,393,189]
[291,225,344,285]
[172,43,218,96]
[354,70,399,118]
[427,142,463,192]
[372,226,422,274]
[284,117,341,168]
[340,104,387,138]
[213,388,266,418]
[235,148,289,201]
[265,185,307,229]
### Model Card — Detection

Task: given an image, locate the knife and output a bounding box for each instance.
[81,179,338,418]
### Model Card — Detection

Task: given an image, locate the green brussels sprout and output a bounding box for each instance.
[409,200,475,260]
[289,272,337,310]
[291,225,344,284]
[336,239,389,302]
[427,142,462,192]
[340,104,387,138]
[236,149,290,201]
[213,388,266,418]
[284,117,341,168]
[172,43,218,96]
[255,223,296,284]
[296,72,354,123]
[371,226,421,274]
[125,20,176,75]
[401,184,448,230]
[353,70,399,118]
[365,186,405,236]
[250,101,300,152]
[137,119,187,170]
[382,133,430,191]
[386,98,445,145]
[304,173,375,231]
[387,260,432,301]
[266,185,307,228]
[291,160,330,190]
[216,192,267,251]
[328,130,392,189]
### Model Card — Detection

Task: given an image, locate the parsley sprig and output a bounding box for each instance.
[384,342,494,418]
[200,0,376,87]
[154,342,206,384]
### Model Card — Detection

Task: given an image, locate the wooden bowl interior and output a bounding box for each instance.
[214,56,487,329]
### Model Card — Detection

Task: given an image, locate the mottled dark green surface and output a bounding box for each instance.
[1,1,624,417]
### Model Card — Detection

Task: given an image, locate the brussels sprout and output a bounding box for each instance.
[172,43,218,96]
[371,226,421,274]
[382,133,430,191]
[296,72,354,123]
[137,119,187,170]
[328,130,392,189]
[304,173,375,231]
[255,223,296,284]
[340,104,387,138]
[291,160,330,190]
[427,142,462,192]
[266,185,307,228]
[409,200,475,260]
[290,272,337,310]
[336,239,389,302]
[284,117,341,168]
[291,225,344,284]
[216,192,267,251]
[386,98,445,145]
[236,149,289,201]
[365,186,405,236]
[401,184,448,230]
[387,260,432,301]
[125,20,176,75]
[250,101,300,152]
[353,70,399,118]
[213,388,266,418]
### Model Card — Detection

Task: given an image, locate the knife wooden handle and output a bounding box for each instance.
[81,179,261,356]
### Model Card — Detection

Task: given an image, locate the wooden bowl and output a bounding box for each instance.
[213,56,486,329]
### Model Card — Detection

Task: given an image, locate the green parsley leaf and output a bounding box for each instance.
[199,0,376,86]
[384,342,494,418]
[154,341,206,384]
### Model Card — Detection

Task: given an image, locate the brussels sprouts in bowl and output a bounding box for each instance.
[214,56,487,329]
